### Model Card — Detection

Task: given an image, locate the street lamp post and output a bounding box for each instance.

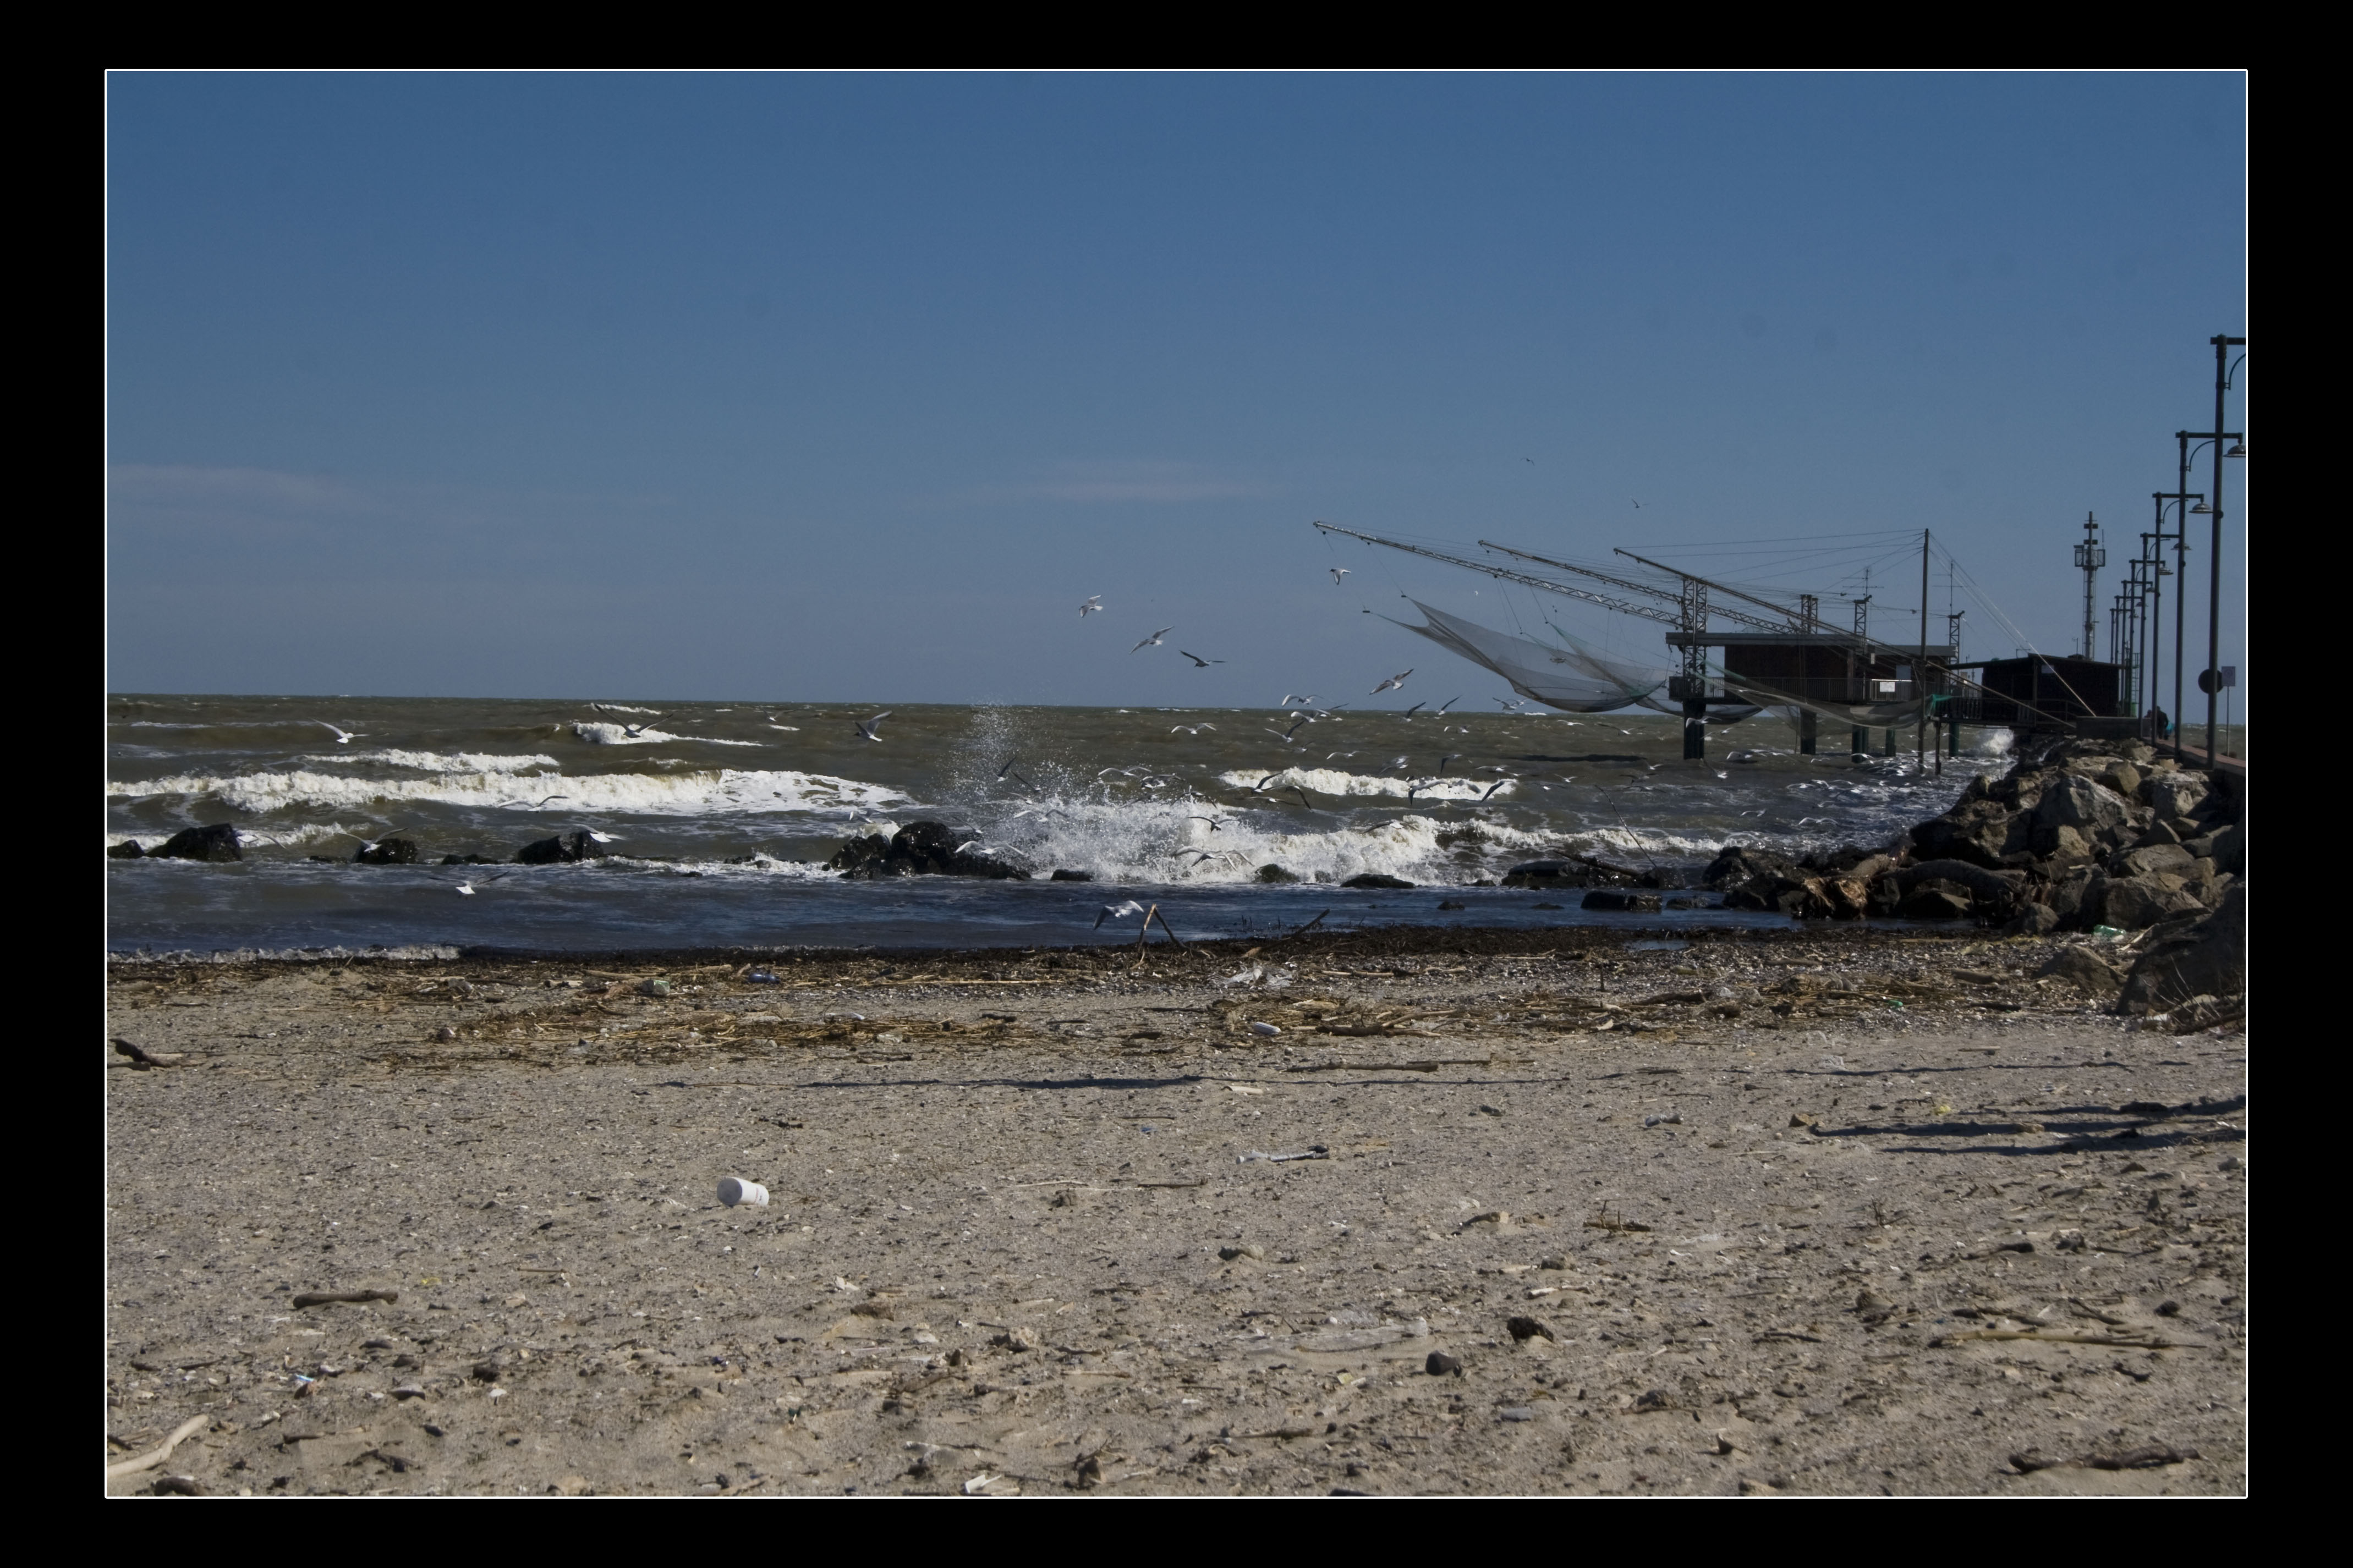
[2174,422,2242,763]
[2202,333,2246,767]
[2152,488,2200,749]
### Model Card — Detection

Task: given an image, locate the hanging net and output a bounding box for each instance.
[1388,602,1655,713]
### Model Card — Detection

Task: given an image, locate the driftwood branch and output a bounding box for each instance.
[106,1415,209,1480]
[292,1289,399,1309]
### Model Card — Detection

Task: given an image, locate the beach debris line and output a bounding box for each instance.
[292,1289,399,1308]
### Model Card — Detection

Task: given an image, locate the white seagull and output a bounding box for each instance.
[1370,669,1414,696]
[1094,900,1147,929]
[314,722,358,744]
[1329,568,1350,584]
[453,873,509,896]
[1080,595,1105,617]
[1177,651,1224,668]
[855,712,892,743]
[1131,627,1174,653]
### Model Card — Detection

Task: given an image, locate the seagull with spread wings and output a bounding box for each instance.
[1131,627,1173,653]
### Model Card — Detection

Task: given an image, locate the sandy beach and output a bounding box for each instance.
[105,925,2246,1495]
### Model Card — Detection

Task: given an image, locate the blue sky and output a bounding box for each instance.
[107,72,2247,708]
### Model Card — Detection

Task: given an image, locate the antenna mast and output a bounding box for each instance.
[2072,513,2105,660]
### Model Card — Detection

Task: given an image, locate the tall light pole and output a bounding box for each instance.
[2201,333,2246,767]
[2153,487,2200,749]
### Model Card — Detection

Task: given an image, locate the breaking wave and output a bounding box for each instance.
[107,768,912,817]
[300,750,562,773]
[571,722,762,747]
[1215,767,1513,801]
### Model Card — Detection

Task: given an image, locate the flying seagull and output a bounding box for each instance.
[1170,723,1217,735]
[498,794,571,809]
[313,722,358,744]
[1079,595,1105,617]
[1187,815,1227,832]
[1177,651,1224,668]
[1131,627,1174,653]
[452,873,509,896]
[1401,701,1426,719]
[1280,694,1316,707]
[855,712,892,743]
[1329,567,1350,584]
[1370,669,1414,696]
[1094,899,1147,929]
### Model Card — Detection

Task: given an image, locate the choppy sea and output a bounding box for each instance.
[105,695,2012,958]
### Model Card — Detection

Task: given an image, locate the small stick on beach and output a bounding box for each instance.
[292,1289,400,1309]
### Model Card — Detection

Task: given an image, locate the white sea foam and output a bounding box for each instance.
[107,768,912,817]
[301,750,562,773]
[571,722,762,747]
[973,796,1566,887]
[1215,767,1513,801]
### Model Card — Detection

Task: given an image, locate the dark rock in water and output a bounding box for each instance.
[1581,889,1661,912]
[1049,868,1094,882]
[155,823,242,862]
[1895,881,1973,921]
[827,821,1030,881]
[1704,845,1799,891]
[2119,883,2244,1013]
[1911,804,2031,870]
[1501,859,1590,889]
[1436,898,1467,911]
[440,854,501,865]
[1897,860,2024,915]
[515,830,614,866]
[108,840,145,859]
[1254,863,1302,884]
[354,837,421,865]
[1342,873,1414,889]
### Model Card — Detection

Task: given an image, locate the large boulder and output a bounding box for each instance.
[2042,945,2127,999]
[827,821,1030,880]
[2101,876,2205,930]
[1895,881,1973,921]
[1343,873,1415,889]
[2041,865,2108,929]
[1897,859,2025,915]
[1703,845,1800,890]
[2118,883,2245,1013]
[2036,774,2133,835]
[155,824,242,862]
[2114,841,2195,880]
[108,840,145,859]
[2187,823,2245,875]
[2143,770,2211,821]
[1910,803,2031,868]
[516,830,613,866]
[354,837,421,865]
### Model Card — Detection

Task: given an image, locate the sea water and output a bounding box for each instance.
[106,695,2010,956]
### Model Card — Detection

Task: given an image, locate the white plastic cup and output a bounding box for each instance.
[718,1177,770,1208]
